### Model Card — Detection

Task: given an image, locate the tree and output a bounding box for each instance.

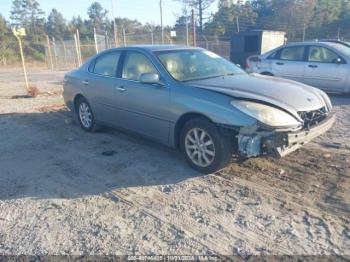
[46,9,68,39]
[177,0,216,34]
[87,2,109,32]
[0,14,16,65]
[204,2,257,37]
[10,0,46,42]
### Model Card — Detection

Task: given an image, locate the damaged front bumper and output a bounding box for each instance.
[237,113,336,158]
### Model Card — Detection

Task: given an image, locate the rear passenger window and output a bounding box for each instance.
[92,52,121,77]
[308,46,341,63]
[279,46,305,61]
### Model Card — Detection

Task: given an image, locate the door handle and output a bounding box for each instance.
[308,65,318,69]
[276,62,284,65]
[82,80,89,85]
[115,86,126,92]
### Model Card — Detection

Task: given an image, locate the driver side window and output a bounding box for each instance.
[122,52,157,81]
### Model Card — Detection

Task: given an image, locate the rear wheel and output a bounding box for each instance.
[261,72,274,76]
[180,118,233,174]
[76,97,100,132]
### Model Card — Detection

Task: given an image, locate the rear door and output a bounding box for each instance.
[83,51,122,124]
[270,45,306,82]
[303,45,348,92]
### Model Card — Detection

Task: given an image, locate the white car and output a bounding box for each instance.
[246,41,350,94]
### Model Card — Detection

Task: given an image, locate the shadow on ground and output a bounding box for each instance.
[0,109,202,200]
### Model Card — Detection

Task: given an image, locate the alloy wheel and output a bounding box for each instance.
[79,102,92,129]
[185,128,216,167]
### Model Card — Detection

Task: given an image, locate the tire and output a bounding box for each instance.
[180,117,233,174]
[75,97,100,132]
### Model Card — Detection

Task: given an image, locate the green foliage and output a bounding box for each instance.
[0,14,18,65]
[87,2,109,32]
[46,9,68,40]
[10,0,46,42]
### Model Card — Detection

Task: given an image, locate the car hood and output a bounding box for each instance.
[187,73,327,118]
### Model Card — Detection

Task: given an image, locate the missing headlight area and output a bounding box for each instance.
[237,112,335,158]
[298,107,328,129]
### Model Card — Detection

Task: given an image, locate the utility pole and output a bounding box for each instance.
[160,0,164,44]
[191,9,196,46]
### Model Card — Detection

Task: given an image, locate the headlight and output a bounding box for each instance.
[317,90,332,111]
[231,100,300,127]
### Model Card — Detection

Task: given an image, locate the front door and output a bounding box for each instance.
[303,46,348,92]
[115,51,171,144]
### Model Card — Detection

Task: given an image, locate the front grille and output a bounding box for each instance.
[298,107,328,129]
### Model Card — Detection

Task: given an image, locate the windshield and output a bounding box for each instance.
[155,49,245,82]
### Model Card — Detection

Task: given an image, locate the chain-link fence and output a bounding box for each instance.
[2,24,349,71]
[40,27,232,71]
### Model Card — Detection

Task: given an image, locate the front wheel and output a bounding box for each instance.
[180,118,233,174]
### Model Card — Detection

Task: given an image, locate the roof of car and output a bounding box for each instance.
[111,45,201,52]
[283,41,348,47]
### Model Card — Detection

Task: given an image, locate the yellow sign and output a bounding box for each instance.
[12,28,26,37]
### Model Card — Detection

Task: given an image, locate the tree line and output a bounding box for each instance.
[1,0,350,65]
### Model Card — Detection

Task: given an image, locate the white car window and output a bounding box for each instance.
[279,46,305,61]
[308,46,340,63]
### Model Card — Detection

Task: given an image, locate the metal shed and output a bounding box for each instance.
[230,30,286,67]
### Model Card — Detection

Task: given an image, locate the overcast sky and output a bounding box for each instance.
[2,0,219,26]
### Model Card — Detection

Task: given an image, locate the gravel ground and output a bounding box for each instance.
[0,68,349,256]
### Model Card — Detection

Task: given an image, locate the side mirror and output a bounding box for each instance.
[140,73,160,84]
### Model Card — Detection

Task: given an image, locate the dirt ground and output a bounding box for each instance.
[0,68,349,257]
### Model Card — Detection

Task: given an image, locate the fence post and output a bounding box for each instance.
[104,30,108,49]
[74,34,81,67]
[76,29,82,64]
[122,28,126,46]
[52,37,58,70]
[46,35,54,71]
[191,9,196,46]
[186,20,189,46]
[60,39,68,70]
[94,27,99,54]
[113,21,118,47]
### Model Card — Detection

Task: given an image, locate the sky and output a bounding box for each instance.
[1,0,218,26]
